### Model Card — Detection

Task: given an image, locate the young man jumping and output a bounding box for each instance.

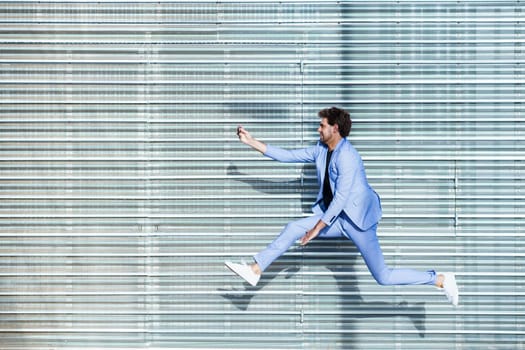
[226,107,459,306]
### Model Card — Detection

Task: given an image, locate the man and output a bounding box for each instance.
[225,107,459,306]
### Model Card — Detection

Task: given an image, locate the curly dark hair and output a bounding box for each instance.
[318,107,352,137]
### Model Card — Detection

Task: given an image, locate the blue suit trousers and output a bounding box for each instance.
[254,213,436,286]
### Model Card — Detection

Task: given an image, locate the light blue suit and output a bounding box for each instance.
[254,138,436,286]
[264,138,381,230]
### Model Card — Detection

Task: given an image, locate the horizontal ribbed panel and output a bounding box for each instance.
[0,1,523,349]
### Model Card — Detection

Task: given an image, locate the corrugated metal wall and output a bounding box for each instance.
[0,1,523,349]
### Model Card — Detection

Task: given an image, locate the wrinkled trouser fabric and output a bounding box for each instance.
[254,212,436,286]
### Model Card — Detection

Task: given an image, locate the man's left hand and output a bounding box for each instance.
[300,219,327,246]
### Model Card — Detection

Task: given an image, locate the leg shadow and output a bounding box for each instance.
[304,240,426,338]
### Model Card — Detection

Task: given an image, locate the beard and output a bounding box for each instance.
[319,133,329,143]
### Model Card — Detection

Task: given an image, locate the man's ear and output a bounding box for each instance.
[333,123,339,133]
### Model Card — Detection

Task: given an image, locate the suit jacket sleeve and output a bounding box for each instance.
[263,144,317,163]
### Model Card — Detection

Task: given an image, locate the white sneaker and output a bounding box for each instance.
[225,261,260,287]
[440,272,459,307]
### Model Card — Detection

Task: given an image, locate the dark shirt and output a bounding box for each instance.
[322,150,334,210]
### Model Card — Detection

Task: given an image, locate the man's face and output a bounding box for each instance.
[318,118,337,144]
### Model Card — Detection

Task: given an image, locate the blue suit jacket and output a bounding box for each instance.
[264,138,382,230]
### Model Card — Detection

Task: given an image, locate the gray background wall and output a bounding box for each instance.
[0,1,523,349]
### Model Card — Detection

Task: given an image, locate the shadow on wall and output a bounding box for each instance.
[221,165,426,348]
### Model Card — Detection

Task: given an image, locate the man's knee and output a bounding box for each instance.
[283,220,305,235]
[372,268,393,286]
